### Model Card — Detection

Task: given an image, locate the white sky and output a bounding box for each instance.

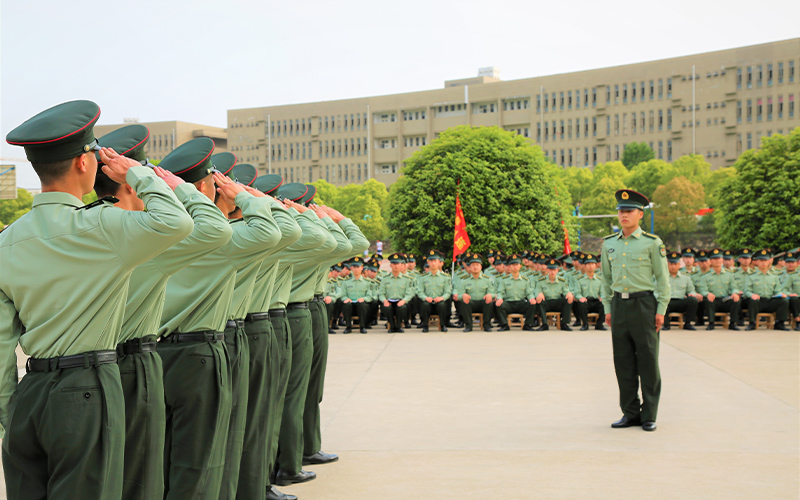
[2,0,799,189]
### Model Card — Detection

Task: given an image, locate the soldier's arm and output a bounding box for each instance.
[441,276,453,299]
[275,210,336,264]
[651,239,670,316]
[377,280,388,303]
[402,279,416,302]
[600,242,613,304]
[318,216,353,265]
[0,288,23,438]
[743,275,755,298]
[101,166,194,268]
[695,274,708,296]
[226,192,283,260]
[495,279,505,301]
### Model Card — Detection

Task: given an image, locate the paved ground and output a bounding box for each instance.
[2,327,798,499]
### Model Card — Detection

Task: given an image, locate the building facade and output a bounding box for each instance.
[228,39,799,187]
[93,121,228,163]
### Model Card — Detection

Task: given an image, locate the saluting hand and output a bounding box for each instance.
[153,167,185,191]
[322,205,346,223]
[242,185,266,198]
[213,172,245,203]
[99,147,138,185]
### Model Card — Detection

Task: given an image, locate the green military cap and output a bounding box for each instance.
[388,253,404,264]
[342,259,352,268]
[561,254,573,265]
[300,185,317,205]
[666,251,682,263]
[427,249,444,261]
[160,137,215,183]
[506,254,522,264]
[545,259,560,269]
[211,152,237,175]
[754,249,771,260]
[252,174,283,194]
[7,100,102,163]
[370,253,382,262]
[615,189,649,210]
[350,256,365,266]
[365,261,379,271]
[277,182,308,202]
[739,248,753,258]
[96,124,150,166]
[332,264,342,271]
[583,254,598,264]
[682,247,696,257]
[696,250,709,262]
[464,253,483,265]
[486,250,496,258]
[495,256,507,265]
[785,252,797,262]
[722,249,734,260]
[406,254,416,263]
[709,248,724,259]
[229,164,257,186]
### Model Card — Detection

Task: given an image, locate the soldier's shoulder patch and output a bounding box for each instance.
[659,244,666,257]
[558,277,566,282]
[642,232,658,240]
[603,233,617,240]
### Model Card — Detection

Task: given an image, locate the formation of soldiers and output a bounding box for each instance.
[1,101,368,500]
[663,247,799,331]
[324,250,611,333]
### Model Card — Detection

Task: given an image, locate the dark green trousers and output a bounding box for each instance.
[160,339,231,500]
[237,317,274,499]
[610,293,661,422]
[2,363,124,500]
[276,307,313,474]
[536,297,571,325]
[342,300,369,329]
[666,297,699,323]
[420,299,451,328]
[305,300,329,455]
[457,299,493,330]
[118,342,165,500]
[496,300,535,327]
[267,313,292,481]
[706,298,742,327]
[219,325,250,500]
[747,297,790,323]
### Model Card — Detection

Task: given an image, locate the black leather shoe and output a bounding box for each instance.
[330,324,339,330]
[536,324,549,331]
[360,327,368,334]
[328,328,336,334]
[343,327,352,334]
[497,324,510,331]
[684,324,697,330]
[611,415,641,428]
[522,325,534,331]
[421,326,429,332]
[729,324,740,331]
[275,469,317,486]
[580,324,589,331]
[303,451,339,465]
[595,323,607,331]
[265,485,297,500]
[484,326,492,332]
[696,321,705,326]
[706,325,715,330]
[746,323,756,331]
[572,320,581,327]
[774,321,788,331]
[462,327,472,332]
[795,322,800,331]
[662,323,671,330]
[560,323,572,331]
[642,421,657,432]
[396,328,404,333]
[441,326,448,332]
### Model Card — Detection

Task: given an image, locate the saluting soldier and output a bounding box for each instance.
[533,259,575,331]
[339,257,373,333]
[662,251,701,330]
[378,253,417,332]
[782,252,800,330]
[416,250,453,332]
[601,189,670,433]
[743,249,790,330]
[573,254,607,331]
[2,101,193,500]
[696,248,742,331]
[494,254,536,331]
[453,253,496,332]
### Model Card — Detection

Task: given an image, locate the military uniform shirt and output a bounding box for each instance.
[453,274,496,300]
[744,270,787,298]
[416,271,452,300]
[667,272,697,299]
[378,274,417,302]
[312,218,369,296]
[783,270,800,295]
[496,275,534,301]
[339,276,373,301]
[574,274,603,300]
[0,167,194,436]
[534,276,573,300]
[695,269,740,297]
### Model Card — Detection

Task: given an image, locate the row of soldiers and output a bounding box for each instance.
[1,101,368,500]
[324,250,610,333]
[663,247,800,331]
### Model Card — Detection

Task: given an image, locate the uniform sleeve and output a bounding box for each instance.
[274,211,336,264]
[364,281,374,302]
[744,275,755,298]
[101,166,194,269]
[378,280,388,302]
[226,192,283,261]
[526,279,536,300]
[441,276,453,299]
[0,288,23,438]
[415,276,428,300]
[694,274,708,296]
[600,241,613,304]
[495,279,506,301]
[320,217,354,265]
[487,277,498,299]
[402,279,416,302]
[338,218,369,258]
[651,238,670,315]
[574,278,585,300]
[152,183,233,275]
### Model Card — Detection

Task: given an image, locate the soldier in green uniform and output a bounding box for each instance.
[405,254,422,327]
[364,259,383,327]
[662,251,701,330]
[2,101,194,500]
[453,253,496,332]
[722,249,736,271]
[93,126,232,500]
[324,266,341,333]
[733,248,755,326]
[573,254,607,331]
[601,189,670,432]
[782,252,800,330]
[339,257,373,333]
[533,259,575,331]
[417,250,453,332]
[692,250,713,326]
[744,249,790,330]
[378,253,417,332]
[696,248,742,331]
[494,254,536,331]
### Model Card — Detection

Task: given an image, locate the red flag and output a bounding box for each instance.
[562,221,571,255]
[453,193,471,261]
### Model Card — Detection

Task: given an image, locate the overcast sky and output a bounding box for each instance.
[2,0,798,189]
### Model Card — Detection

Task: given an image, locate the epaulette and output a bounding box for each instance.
[603,233,617,240]
[642,232,658,240]
[76,195,119,210]
[558,277,566,282]
[537,277,547,281]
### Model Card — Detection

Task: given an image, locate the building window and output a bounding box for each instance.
[658,141,663,159]
[606,87,611,105]
[737,101,742,123]
[560,92,565,110]
[503,98,530,111]
[747,67,752,89]
[790,61,796,83]
[658,109,663,131]
[768,63,773,86]
[778,62,784,84]
[667,109,672,130]
[568,91,573,110]
[767,97,773,120]
[374,112,397,123]
[667,140,673,161]
[575,90,580,110]
[757,65,763,87]
[584,88,589,107]
[789,94,795,118]
[649,80,654,100]
[592,117,597,137]
[592,88,597,107]
[778,96,784,119]
[747,133,752,150]
[606,116,610,136]
[747,100,752,122]
[537,95,541,113]
[473,102,497,114]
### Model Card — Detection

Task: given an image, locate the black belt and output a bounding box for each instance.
[268,308,286,317]
[312,294,324,302]
[116,336,158,356]
[166,331,225,343]
[287,302,309,310]
[614,291,654,300]
[26,350,118,373]
[226,319,245,329]
[245,312,270,322]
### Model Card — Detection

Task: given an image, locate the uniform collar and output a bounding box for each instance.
[31,191,84,209]
[617,227,643,240]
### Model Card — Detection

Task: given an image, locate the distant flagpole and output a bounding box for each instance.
[554,185,571,255]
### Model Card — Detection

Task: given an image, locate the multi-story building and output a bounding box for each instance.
[93,120,228,163]
[228,38,799,187]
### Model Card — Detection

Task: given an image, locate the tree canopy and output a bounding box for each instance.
[0,188,33,226]
[621,142,655,169]
[387,126,572,257]
[310,178,389,241]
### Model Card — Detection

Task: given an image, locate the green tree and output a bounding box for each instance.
[309,179,338,207]
[388,126,572,257]
[0,188,34,226]
[592,161,631,184]
[652,177,705,244]
[672,154,711,186]
[559,166,594,206]
[579,176,627,236]
[625,159,678,200]
[309,178,390,241]
[715,128,800,250]
[703,166,736,207]
[621,142,655,169]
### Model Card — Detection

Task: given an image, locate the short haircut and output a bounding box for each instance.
[30,157,74,185]
[93,167,121,198]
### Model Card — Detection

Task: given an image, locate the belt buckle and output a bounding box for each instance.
[621,292,630,299]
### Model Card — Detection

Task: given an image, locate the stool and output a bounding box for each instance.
[755,313,775,330]
[508,314,524,327]
[587,313,600,326]
[428,315,443,332]
[668,312,684,327]
[471,313,484,330]
[545,312,561,327]
[713,312,730,329]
